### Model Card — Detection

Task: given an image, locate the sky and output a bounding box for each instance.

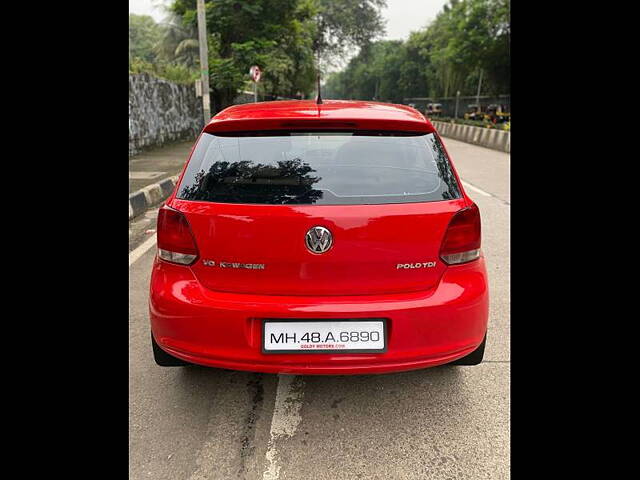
[129,0,449,39]
[129,0,167,22]
[382,0,448,40]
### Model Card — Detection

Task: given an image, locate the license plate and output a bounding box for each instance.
[262,319,387,353]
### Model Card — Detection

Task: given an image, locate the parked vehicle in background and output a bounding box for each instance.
[485,104,510,124]
[464,104,483,121]
[426,103,443,117]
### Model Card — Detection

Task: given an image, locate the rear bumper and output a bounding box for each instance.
[149,256,489,375]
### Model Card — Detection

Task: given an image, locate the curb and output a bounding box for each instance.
[432,121,510,153]
[129,175,180,221]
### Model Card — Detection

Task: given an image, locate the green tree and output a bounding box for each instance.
[166,0,388,110]
[155,11,200,68]
[170,0,318,110]
[324,0,509,101]
[427,0,509,97]
[129,12,199,84]
[312,0,387,67]
[397,30,432,98]
[324,40,412,103]
[129,14,162,63]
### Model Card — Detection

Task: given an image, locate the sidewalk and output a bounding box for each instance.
[128,139,195,194]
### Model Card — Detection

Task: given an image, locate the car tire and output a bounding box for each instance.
[151,332,191,367]
[449,333,486,365]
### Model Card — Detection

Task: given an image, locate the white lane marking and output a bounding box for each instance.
[461,180,491,197]
[263,375,305,480]
[129,234,157,267]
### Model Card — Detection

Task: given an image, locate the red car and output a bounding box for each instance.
[149,100,488,374]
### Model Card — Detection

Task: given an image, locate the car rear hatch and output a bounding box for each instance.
[173,200,465,295]
[169,129,467,296]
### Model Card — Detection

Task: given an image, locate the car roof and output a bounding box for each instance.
[204,100,435,134]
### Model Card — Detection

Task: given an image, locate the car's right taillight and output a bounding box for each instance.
[440,203,481,265]
[156,206,199,265]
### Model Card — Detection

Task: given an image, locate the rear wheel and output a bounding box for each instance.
[151,332,191,367]
[449,334,486,366]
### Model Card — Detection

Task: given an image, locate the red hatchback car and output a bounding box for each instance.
[149,100,488,374]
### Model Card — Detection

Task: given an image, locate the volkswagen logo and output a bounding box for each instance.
[305,226,333,254]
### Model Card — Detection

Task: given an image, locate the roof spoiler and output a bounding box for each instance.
[203,118,435,134]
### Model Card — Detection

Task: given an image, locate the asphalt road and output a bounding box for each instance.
[129,137,510,479]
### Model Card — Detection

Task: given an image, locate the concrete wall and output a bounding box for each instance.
[129,73,203,156]
[432,121,510,153]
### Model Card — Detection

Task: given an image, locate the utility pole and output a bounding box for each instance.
[475,69,483,112]
[196,0,211,125]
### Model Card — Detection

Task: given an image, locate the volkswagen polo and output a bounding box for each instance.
[149,100,489,374]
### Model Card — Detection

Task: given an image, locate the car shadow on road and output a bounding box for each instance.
[175,362,463,388]
[162,364,470,435]
[299,364,468,409]
[172,363,468,414]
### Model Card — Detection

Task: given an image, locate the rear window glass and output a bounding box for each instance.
[177,131,461,205]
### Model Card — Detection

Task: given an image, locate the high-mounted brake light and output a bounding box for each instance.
[440,204,481,265]
[156,206,199,265]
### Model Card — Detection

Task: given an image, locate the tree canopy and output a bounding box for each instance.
[312,0,386,68]
[129,0,509,110]
[129,13,199,84]
[324,0,510,101]
[129,1,386,110]
[165,0,386,110]
[129,14,162,63]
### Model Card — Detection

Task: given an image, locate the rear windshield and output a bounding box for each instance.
[177,131,461,205]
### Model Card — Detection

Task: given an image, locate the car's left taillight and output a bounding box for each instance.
[156,206,199,265]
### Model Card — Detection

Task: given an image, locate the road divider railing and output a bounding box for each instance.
[129,175,180,220]
[432,121,510,153]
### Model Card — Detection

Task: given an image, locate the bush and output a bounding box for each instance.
[129,56,198,85]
